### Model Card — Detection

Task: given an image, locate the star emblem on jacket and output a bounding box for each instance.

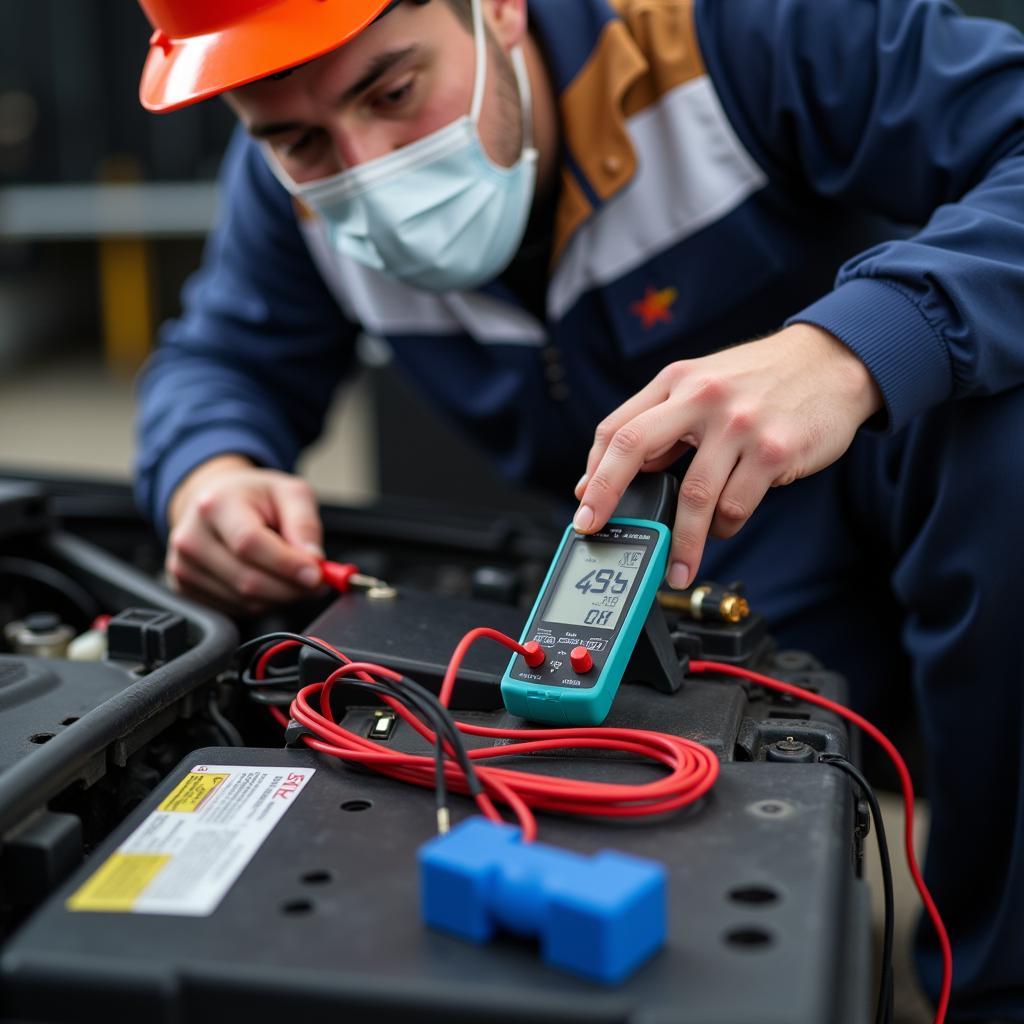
[630,286,678,329]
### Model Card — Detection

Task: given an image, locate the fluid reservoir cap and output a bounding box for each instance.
[4,614,74,658]
[23,612,61,635]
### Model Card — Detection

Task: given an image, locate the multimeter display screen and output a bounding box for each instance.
[542,540,647,631]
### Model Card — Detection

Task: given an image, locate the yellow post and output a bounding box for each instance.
[97,157,155,374]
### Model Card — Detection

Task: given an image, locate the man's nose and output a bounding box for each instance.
[328,123,395,170]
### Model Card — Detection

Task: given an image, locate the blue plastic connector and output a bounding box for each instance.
[418,817,667,984]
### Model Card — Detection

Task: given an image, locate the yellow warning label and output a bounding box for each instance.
[158,771,229,813]
[62,764,315,916]
[66,853,171,912]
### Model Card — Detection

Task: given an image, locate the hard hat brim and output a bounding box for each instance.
[140,0,394,113]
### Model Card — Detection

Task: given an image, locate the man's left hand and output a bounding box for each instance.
[573,324,883,589]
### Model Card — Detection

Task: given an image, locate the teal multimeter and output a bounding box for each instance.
[501,476,677,726]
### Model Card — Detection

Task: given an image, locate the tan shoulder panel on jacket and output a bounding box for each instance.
[616,0,705,118]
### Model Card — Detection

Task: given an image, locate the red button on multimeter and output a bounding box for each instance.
[570,646,593,673]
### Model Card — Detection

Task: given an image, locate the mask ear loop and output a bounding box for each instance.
[468,0,488,123]
[468,0,534,155]
[509,46,534,152]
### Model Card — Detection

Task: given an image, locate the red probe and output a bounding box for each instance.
[319,560,381,592]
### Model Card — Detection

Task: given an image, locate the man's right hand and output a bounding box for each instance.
[165,455,324,614]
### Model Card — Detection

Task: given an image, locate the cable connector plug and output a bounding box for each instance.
[520,640,546,668]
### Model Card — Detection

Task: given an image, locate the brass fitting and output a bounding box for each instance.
[657,582,750,623]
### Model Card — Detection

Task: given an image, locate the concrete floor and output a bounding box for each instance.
[0,355,377,500]
[0,353,937,1023]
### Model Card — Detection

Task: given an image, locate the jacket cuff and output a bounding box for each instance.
[786,277,952,432]
[150,430,284,538]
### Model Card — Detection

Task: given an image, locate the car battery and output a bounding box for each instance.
[1,666,872,1024]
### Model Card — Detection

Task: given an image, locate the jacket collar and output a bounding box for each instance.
[529,0,648,262]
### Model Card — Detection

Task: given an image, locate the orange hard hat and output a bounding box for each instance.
[138,0,394,113]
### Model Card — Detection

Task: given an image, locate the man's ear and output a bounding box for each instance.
[483,0,527,50]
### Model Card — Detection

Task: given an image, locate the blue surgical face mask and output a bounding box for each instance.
[265,0,538,292]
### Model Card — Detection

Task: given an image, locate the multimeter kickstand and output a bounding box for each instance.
[617,473,683,695]
[622,602,683,695]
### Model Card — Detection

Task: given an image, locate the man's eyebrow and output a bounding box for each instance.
[336,45,420,106]
[247,46,421,139]
[249,120,305,139]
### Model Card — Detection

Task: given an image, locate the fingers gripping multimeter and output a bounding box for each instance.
[501,475,678,726]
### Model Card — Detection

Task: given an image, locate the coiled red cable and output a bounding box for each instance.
[256,627,719,843]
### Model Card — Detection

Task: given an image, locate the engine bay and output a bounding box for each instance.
[0,474,872,1023]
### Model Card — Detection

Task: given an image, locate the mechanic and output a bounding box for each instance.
[133,0,1024,1015]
